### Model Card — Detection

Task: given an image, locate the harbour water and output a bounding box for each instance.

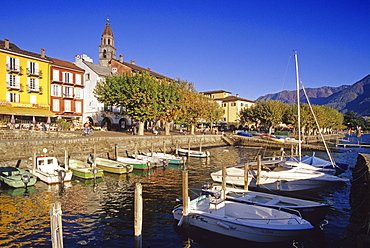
[0,134,369,248]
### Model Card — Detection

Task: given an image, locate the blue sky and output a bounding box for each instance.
[1,0,369,100]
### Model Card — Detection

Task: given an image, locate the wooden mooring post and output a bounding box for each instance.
[256,155,261,186]
[134,183,143,248]
[179,170,189,227]
[244,162,249,190]
[50,202,63,248]
[222,167,227,199]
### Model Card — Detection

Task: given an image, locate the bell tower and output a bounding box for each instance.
[99,19,116,67]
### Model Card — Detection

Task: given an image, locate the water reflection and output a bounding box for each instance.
[0,142,367,247]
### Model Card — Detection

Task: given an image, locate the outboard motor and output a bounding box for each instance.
[21,174,30,188]
[202,183,212,190]
[58,170,66,183]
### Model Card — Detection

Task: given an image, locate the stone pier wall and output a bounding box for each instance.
[0,133,224,168]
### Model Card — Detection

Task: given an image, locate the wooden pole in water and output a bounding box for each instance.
[244,162,249,191]
[93,146,97,167]
[151,142,154,157]
[115,144,118,160]
[256,155,261,186]
[291,145,294,158]
[187,139,191,158]
[199,138,202,152]
[134,143,138,157]
[50,201,63,248]
[134,183,143,248]
[163,140,166,154]
[175,140,179,154]
[182,170,189,218]
[222,167,227,199]
[32,153,36,174]
[64,150,68,171]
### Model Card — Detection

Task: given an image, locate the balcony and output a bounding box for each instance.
[6,64,23,75]
[62,80,75,86]
[6,81,23,92]
[27,85,43,94]
[27,68,43,78]
[62,93,74,99]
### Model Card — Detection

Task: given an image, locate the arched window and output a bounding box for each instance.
[103,50,107,58]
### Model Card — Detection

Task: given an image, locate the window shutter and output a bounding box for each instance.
[35,63,39,74]
[36,78,39,89]
[75,74,81,85]
[6,92,10,102]
[70,73,73,84]
[53,69,59,81]
[15,75,20,86]
[6,56,10,67]
[15,58,20,69]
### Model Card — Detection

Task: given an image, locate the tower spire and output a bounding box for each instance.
[99,19,116,67]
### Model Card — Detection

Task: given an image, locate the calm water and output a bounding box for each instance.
[1,134,369,248]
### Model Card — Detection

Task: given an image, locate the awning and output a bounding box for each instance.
[0,106,56,117]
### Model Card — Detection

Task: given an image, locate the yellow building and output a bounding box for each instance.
[0,38,55,123]
[201,90,254,125]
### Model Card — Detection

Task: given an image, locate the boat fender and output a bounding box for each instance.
[92,167,99,176]
[146,161,151,168]
[58,170,66,182]
[177,215,184,227]
[126,164,132,170]
[217,221,230,230]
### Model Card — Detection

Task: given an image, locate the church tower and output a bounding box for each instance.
[99,19,116,67]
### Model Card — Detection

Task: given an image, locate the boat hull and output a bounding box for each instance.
[95,158,133,174]
[176,149,210,158]
[0,167,37,188]
[173,199,313,243]
[33,169,72,184]
[69,159,104,179]
[204,186,330,225]
[211,167,347,193]
[116,156,155,170]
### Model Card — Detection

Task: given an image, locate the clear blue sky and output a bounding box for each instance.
[2,0,369,100]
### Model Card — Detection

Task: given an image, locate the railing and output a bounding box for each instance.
[27,68,43,78]
[6,81,23,92]
[27,85,43,94]
[6,64,23,74]
[62,93,74,99]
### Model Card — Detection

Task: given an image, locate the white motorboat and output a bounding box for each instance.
[31,154,72,184]
[142,152,186,165]
[116,156,155,170]
[173,195,314,243]
[210,166,348,193]
[176,148,210,158]
[202,185,330,225]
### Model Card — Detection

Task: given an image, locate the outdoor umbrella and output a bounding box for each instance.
[47,116,51,124]
[10,115,15,124]
[32,116,36,124]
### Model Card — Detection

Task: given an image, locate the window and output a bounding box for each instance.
[30,95,36,104]
[52,85,60,97]
[62,72,73,84]
[8,75,16,87]
[222,103,226,107]
[6,92,20,103]
[75,88,81,99]
[64,87,73,98]
[9,57,16,69]
[231,103,236,107]
[75,101,82,113]
[29,78,36,90]
[53,69,60,81]
[85,73,90,81]
[6,56,20,71]
[64,100,71,112]
[53,99,60,111]
[75,74,82,85]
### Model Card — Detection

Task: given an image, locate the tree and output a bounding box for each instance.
[156,79,183,135]
[240,100,288,134]
[94,72,161,135]
[175,80,208,135]
[203,100,224,132]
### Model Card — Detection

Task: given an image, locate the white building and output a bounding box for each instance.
[74,21,131,130]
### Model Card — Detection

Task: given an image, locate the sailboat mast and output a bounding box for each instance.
[294,51,302,161]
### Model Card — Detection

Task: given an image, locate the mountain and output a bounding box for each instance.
[257,74,370,116]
